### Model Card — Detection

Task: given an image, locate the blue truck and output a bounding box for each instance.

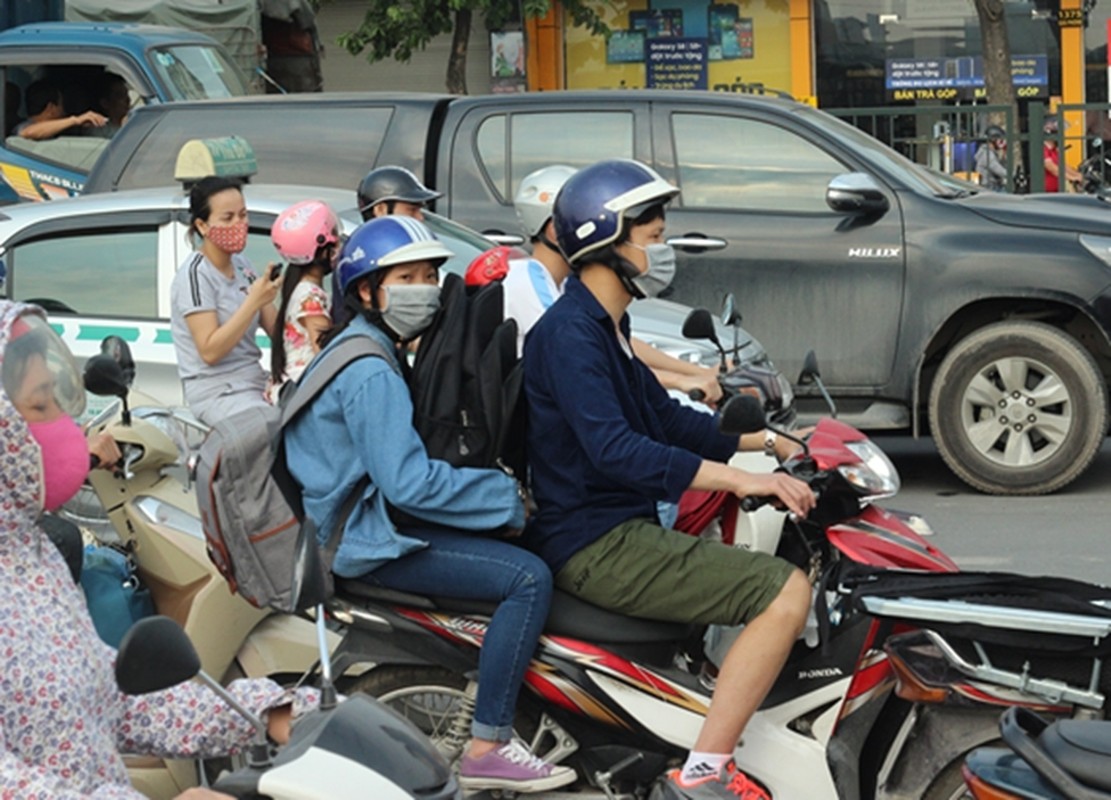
[0,21,248,202]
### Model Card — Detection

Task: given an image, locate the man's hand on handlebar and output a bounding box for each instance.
[733,471,815,519]
[678,369,723,407]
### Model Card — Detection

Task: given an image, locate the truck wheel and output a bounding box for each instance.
[929,321,1107,495]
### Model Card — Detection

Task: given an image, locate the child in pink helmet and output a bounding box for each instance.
[267,200,341,402]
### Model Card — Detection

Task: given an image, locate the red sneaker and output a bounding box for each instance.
[651,761,771,800]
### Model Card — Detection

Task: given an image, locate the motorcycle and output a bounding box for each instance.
[68,342,340,799]
[964,706,1111,800]
[1079,136,1111,196]
[112,529,461,800]
[319,391,975,799]
[676,299,794,553]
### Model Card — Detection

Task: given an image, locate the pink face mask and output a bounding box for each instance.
[27,416,89,511]
[206,220,249,254]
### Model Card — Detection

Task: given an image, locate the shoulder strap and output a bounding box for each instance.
[281,334,396,427]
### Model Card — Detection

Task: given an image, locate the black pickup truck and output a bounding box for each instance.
[83,90,1111,495]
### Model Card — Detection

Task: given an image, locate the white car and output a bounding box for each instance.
[0,184,783,409]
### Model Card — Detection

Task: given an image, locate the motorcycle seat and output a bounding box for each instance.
[334,580,692,644]
[1041,719,1111,792]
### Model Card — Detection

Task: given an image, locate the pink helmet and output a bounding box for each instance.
[270,200,340,265]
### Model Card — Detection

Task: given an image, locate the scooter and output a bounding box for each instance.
[69,342,340,799]
[964,707,1111,800]
[321,393,974,800]
[113,525,461,800]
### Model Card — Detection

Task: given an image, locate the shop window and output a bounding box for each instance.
[671,113,845,212]
[8,229,158,317]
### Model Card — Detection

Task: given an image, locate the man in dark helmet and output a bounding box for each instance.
[522,158,815,800]
[974,124,1008,192]
[356,166,442,222]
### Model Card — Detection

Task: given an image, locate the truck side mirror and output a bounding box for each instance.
[826,173,889,215]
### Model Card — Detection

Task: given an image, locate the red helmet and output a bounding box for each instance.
[465,246,513,287]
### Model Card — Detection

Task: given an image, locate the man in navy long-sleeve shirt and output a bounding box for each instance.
[522,160,815,800]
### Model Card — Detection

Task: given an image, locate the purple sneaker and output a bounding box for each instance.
[458,740,576,793]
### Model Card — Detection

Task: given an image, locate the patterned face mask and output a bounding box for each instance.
[206,220,249,254]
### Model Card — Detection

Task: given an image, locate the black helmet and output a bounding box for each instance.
[984,125,1006,141]
[356,166,441,219]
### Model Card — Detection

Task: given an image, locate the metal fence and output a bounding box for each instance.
[826,101,1111,196]
[826,103,1020,191]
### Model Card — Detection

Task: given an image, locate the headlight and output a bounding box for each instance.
[839,440,901,500]
[1080,234,1111,268]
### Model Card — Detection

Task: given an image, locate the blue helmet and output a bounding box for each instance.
[336,216,454,296]
[552,159,679,265]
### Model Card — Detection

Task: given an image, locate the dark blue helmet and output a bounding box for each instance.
[552,159,679,265]
[336,216,453,296]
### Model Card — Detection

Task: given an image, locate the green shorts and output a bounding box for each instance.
[555,518,796,627]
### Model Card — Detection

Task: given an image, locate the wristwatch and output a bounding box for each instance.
[763,429,778,457]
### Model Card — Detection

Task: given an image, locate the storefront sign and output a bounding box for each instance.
[646,37,707,90]
[885,55,1048,101]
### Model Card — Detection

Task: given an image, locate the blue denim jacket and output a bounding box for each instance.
[284,317,525,578]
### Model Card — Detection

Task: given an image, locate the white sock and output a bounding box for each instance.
[679,751,731,783]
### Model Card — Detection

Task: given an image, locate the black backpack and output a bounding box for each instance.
[408,272,525,477]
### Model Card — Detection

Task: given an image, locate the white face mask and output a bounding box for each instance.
[628,242,677,299]
[381,284,441,340]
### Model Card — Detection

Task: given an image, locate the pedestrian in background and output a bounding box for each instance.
[975,125,1008,192]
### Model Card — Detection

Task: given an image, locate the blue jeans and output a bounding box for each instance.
[361,528,552,742]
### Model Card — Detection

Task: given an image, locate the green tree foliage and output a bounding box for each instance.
[338,0,610,94]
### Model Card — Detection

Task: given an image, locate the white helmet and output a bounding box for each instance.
[514,165,577,240]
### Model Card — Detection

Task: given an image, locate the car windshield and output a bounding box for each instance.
[149,45,246,100]
[796,107,962,197]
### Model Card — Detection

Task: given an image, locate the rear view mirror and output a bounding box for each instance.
[798,350,821,386]
[83,354,129,398]
[99,335,136,387]
[682,308,719,342]
[826,173,890,215]
[290,518,332,613]
[718,394,767,436]
[116,616,201,695]
[721,294,739,327]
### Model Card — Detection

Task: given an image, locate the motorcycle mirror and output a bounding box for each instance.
[99,336,135,387]
[718,394,767,436]
[290,518,331,613]
[682,308,719,343]
[797,350,838,418]
[84,354,130,398]
[116,616,201,695]
[798,350,821,385]
[721,294,739,327]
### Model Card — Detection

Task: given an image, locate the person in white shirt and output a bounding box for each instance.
[500,165,722,404]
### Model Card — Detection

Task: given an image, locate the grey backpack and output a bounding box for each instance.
[195,334,394,612]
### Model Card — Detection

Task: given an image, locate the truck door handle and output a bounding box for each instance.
[665,236,728,252]
[484,232,525,246]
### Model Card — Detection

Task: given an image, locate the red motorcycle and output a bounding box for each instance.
[322,395,974,799]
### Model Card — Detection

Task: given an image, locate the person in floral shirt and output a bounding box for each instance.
[0,300,317,799]
[267,200,340,403]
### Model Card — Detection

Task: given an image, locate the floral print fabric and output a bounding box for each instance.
[0,301,317,798]
[267,280,331,403]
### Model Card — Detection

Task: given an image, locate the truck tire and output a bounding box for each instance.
[929,321,1107,495]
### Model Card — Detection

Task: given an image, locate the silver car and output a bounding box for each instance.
[0,184,784,408]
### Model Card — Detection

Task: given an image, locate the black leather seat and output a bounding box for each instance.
[1041,719,1111,793]
[333,580,691,644]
